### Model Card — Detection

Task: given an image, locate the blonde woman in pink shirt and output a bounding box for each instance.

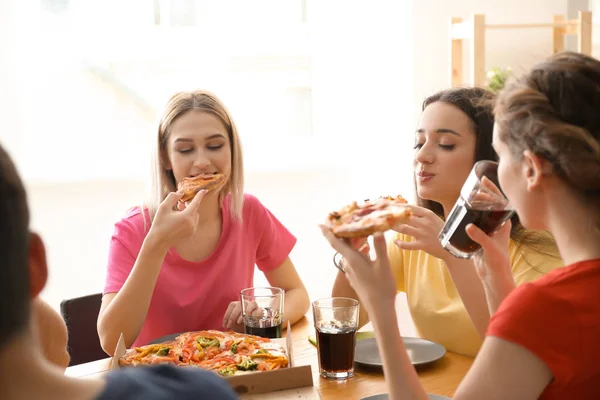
[97,90,310,354]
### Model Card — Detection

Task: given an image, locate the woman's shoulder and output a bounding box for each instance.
[238,193,270,218]
[241,193,262,208]
[112,206,150,238]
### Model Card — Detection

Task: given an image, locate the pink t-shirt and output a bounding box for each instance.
[104,193,296,347]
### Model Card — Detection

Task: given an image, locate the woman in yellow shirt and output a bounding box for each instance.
[332,87,561,357]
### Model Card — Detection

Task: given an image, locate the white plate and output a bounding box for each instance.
[354,337,446,368]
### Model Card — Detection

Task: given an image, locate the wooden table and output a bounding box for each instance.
[66,317,473,399]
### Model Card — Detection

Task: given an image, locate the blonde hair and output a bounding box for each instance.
[145,90,245,224]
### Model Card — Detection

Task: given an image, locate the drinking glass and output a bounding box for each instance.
[312,297,359,380]
[240,287,284,338]
[439,160,515,259]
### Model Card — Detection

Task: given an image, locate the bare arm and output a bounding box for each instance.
[332,267,370,329]
[222,257,310,331]
[264,257,310,327]
[97,235,169,354]
[442,238,517,337]
[369,303,429,400]
[376,320,552,400]
[97,190,207,354]
[33,298,70,369]
[465,222,516,316]
[442,257,491,337]
[454,337,551,400]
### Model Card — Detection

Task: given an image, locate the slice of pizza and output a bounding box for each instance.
[327,195,413,238]
[119,341,181,366]
[178,173,226,202]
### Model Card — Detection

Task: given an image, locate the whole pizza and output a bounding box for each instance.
[119,330,289,377]
[327,195,413,238]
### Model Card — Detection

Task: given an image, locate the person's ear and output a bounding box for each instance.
[28,232,48,298]
[522,150,552,192]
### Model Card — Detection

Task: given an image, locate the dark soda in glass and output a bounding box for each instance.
[244,323,283,339]
[440,198,513,258]
[316,325,357,376]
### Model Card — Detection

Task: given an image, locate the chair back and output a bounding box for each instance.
[60,293,107,366]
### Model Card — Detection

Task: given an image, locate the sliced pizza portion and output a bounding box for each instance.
[178,173,226,202]
[327,195,413,238]
[248,341,289,372]
[176,330,230,364]
[119,341,181,366]
[216,337,289,376]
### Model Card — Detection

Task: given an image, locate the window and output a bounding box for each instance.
[4,0,414,185]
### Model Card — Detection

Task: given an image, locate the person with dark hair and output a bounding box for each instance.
[0,143,238,400]
[332,86,562,356]
[322,51,600,399]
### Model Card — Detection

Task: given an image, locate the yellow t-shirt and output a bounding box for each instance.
[388,233,563,357]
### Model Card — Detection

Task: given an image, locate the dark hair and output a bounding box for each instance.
[417,87,496,216]
[494,51,600,231]
[416,87,559,260]
[0,144,31,343]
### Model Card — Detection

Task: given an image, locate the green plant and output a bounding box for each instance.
[486,66,512,93]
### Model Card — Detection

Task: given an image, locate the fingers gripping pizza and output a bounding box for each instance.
[177,173,226,202]
[119,330,289,377]
[327,195,413,238]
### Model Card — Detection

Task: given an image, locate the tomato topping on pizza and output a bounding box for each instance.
[327,195,412,238]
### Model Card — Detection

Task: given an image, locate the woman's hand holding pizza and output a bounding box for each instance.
[147,189,207,249]
[392,206,450,261]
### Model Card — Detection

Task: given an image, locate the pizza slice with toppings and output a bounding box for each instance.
[177,173,226,202]
[327,195,412,238]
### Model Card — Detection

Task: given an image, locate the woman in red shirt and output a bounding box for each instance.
[321,51,600,399]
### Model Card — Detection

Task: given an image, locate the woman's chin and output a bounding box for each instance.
[416,188,437,202]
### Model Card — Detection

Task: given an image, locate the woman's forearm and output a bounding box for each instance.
[332,268,371,328]
[370,303,429,400]
[443,257,491,338]
[97,235,168,354]
[283,287,310,327]
[481,275,515,315]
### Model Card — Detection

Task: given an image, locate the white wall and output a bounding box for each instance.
[411,0,572,121]
[12,0,416,311]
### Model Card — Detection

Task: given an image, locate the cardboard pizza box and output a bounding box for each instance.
[110,321,317,398]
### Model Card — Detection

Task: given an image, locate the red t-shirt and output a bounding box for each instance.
[104,193,296,347]
[488,258,600,399]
